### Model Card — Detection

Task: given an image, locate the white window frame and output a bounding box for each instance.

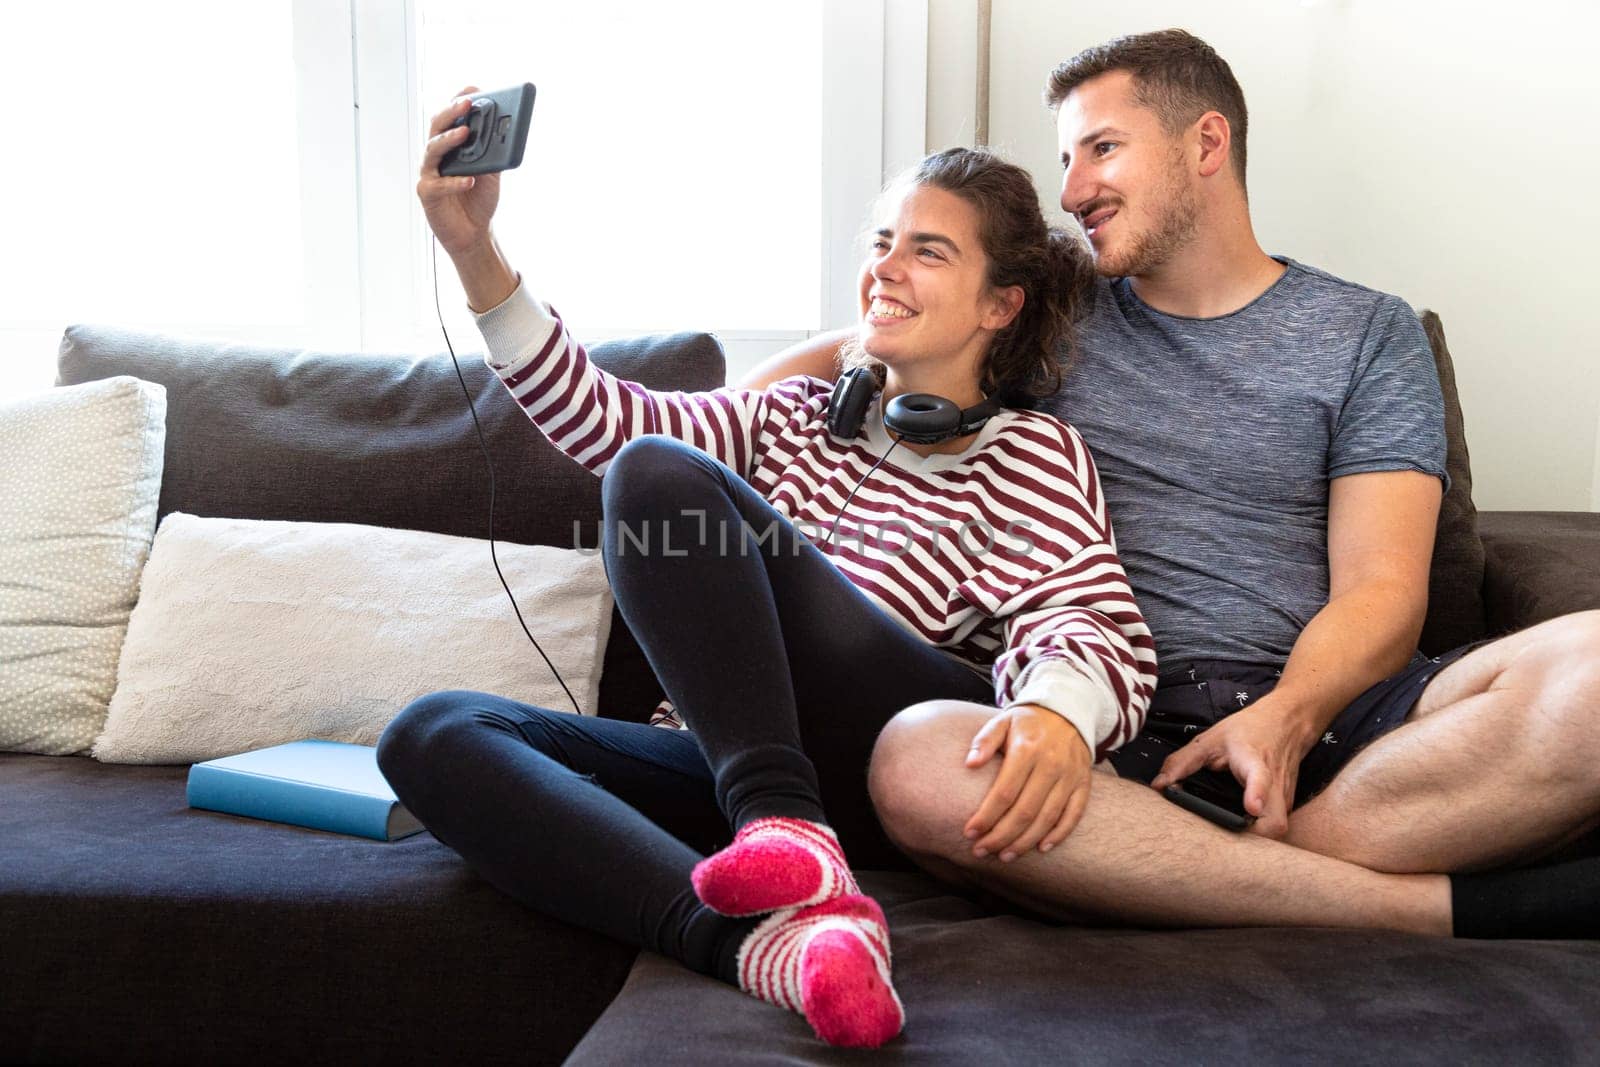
[294,0,365,351]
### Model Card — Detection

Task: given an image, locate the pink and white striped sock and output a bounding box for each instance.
[735,893,904,1049]
[692,816,859,916]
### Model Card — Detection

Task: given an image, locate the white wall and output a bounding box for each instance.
[956,0,1600,511]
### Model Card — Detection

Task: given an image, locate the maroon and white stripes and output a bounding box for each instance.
[477,284,1158,753]
[734,894,904,1048]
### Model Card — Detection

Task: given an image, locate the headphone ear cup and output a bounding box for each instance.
[827,367,877,439]
[884,393,1004,444]
[884,393,961,443]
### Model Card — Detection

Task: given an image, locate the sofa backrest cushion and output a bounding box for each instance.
[56,325,725,545]
[1416,309,1486,655]
[56,324,726,722]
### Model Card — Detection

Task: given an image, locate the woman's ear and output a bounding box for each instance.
[983,285,1025,331]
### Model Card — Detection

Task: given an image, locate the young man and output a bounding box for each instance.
[741,29,1600,938]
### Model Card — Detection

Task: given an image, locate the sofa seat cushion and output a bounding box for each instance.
[568,871,1600,1064]
[0,751,636,1064]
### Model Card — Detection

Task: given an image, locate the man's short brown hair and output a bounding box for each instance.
[1044,28,1249,185]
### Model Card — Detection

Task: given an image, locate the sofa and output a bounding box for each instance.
[3,314,1599,1065]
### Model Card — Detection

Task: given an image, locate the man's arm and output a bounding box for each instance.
[736,328,854,390]
[1151,468,1443,836]
[1254,468,1442,731]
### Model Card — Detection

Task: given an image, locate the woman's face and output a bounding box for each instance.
[855,183,1019,376]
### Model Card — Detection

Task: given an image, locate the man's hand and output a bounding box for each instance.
[962,705,1093,861]
[1148,695,1320,838]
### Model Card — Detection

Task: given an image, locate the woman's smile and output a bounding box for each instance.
[866,294,918,325]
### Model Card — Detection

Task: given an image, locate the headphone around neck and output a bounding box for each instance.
[825,366,1003,445]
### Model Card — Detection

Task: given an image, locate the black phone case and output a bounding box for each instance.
[1162,782,1254,832]
[440,83,536,177]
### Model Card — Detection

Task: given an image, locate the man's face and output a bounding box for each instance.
[1056,70,1199,279]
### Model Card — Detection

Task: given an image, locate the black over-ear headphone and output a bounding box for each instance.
[826,366,1003,444]
[817,366,1005,550]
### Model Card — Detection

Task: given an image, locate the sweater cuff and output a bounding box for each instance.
[1005,659,1120,755]
[472,276,559,372]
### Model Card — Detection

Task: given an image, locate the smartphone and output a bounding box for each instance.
[440,83,536,176]
[1162,769,1256,832]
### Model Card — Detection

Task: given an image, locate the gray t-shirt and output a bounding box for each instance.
[1041,257,1448,670]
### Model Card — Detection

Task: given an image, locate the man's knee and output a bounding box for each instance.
[1420,610,1600,729]
[868,700,994,858]
[1500,610,1600,743]
[1541,610,1600,688]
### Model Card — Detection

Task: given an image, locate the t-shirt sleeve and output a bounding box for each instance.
[1328,295,1450,493]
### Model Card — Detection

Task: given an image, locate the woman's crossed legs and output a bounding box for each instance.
[378,436,991,1045]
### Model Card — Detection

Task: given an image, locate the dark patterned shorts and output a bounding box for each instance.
[1105,638,1494,810]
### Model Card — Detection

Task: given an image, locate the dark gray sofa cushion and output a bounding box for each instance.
[1416,310,1488,656]
[55,323,727,723]
[568,871,1600,1065]
[0,751,635,1065]
[55,324,725,545]
[1480,510,1600,633]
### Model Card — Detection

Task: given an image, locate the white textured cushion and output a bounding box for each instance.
[91,513,613,764]
[0,376,166,755]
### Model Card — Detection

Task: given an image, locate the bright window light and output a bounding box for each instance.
[0,1,305,330]
[416,0,824,334]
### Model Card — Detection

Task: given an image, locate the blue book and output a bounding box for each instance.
[187,739,425,841]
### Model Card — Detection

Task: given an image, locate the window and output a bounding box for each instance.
[0,1,923,400]
[0,0,357,397]
[414,1,822,334]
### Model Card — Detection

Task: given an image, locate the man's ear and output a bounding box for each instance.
[983,285,1025,331]
[1195,110,1231,179]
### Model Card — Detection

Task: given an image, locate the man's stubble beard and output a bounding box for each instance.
[1092,156,1200,279]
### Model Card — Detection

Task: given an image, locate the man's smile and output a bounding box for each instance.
[1081,207,1117,239]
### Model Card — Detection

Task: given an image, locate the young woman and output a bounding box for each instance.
[378,89,1157,1049]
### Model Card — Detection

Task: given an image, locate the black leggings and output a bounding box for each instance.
[377,436,993,982]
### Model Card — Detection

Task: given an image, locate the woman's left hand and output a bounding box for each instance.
[963,705,1093,861]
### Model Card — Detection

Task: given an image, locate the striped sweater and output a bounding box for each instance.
[474,282,1157,758]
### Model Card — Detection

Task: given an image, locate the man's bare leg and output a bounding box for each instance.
[866,702,1452,935]
[1285,610,1600,873]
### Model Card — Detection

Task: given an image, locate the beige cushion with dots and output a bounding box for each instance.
[0,376,166,754]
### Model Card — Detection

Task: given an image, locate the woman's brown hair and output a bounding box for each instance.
[843,147,1096,407]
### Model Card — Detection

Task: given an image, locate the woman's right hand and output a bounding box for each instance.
[417,85,502,258]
